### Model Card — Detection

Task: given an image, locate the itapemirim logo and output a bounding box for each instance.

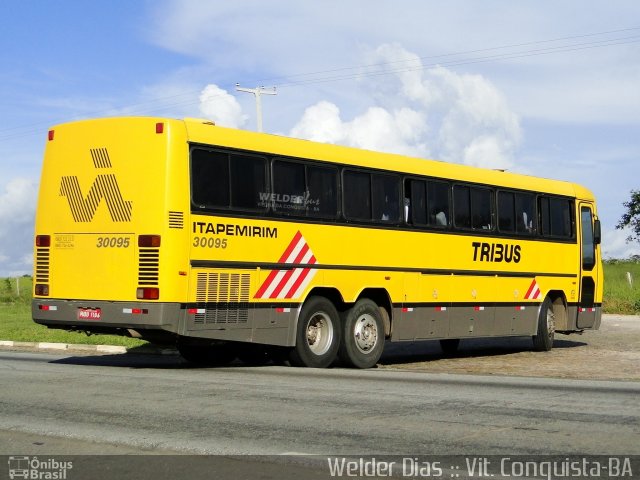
[59,148,132,223]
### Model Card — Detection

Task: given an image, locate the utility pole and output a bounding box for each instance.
[235,84,277,133]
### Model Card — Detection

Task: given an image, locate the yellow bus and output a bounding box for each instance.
[32,117,603,368]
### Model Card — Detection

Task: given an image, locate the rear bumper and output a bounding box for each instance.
[32,299,182,334]
[31,298,298,346]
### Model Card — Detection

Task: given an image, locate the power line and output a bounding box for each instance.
[0,26,638,141]
[273,34,640,88]
[257,26,640,85]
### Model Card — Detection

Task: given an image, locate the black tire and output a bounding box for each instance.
[533,296,555,351]
[177,343,236,366]
[440,338,460,354]
[339,299,385,369]
[289,296,340,368]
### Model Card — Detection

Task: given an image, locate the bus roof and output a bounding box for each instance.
[182,118,594,201]
[51,116,595,201]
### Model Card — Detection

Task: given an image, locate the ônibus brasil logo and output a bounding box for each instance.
[59,148,132,222]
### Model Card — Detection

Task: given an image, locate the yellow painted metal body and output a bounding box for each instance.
[33,117,603,341]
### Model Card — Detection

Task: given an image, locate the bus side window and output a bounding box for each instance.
[427,180,449,227]
[471,187,492,230]
[343,170,371,220]
[372,174,400,223]
[307,165,338,218]
[191,149,230,209]
[454,185,471,229]
[498,191,515,232]
[408,179,427,225]
[516,192,535,234]
[272,160,305,214]
[539,196,573,238]
[230,154,267,211]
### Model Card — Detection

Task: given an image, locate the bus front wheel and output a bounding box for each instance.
[532,296,555,351]
[339,299,385,369]
[289,296,340,368]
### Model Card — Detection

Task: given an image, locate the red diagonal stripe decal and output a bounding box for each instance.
[269,244,310,298]
[525,279,537,299]
[284,256,317,299]
[255,231,310,299]
[278,230,303,263]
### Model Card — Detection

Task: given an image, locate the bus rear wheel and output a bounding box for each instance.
[533,296,555,351]
[289,296,340,368]
[339,299,385,369]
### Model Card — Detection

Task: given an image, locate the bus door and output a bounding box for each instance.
[577,203,599,328]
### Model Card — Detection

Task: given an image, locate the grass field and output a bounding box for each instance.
[0,277,145,347]
[602,260,640,315]
[0,262,638,345]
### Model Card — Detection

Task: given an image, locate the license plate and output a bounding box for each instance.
[78,308,101,321]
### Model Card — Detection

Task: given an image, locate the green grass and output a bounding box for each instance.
[0,277,145,347]
[603,260,640,315]
[0,302,145,347]
[1,263,638,345]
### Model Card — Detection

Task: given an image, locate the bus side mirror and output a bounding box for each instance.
[593,219,601,245]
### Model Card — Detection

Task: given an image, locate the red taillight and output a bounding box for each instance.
[48,130,55,141]
[137,288,159,300]
[156,122,164,134]
[36,235,51,247]
[35,284,49,296]
[138,235,161,247]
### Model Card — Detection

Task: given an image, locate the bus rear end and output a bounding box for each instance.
[32,117,189,342]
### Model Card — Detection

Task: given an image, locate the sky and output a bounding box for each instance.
[0,0,639,276]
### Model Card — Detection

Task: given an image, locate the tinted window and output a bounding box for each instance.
[407,179,427,224]
[498,192,515,232]
[540,196,573,238]
[454,186,471,228]
[581,207,595,270]
[516,193,535,234]
[343,171,371,220]
[499,191,535,234]
[230,154,267,210]
[272,160,306,214]
[471,188,492,229]
[307,165,338,218]
[372,174,400,222]
[428,181,449,227]
[454,185,493,230]
[191,149,230,208]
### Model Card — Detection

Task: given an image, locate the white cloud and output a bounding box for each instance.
[290,43,521,169]
[199,84,248,128]
[290,101,428,157]
[0,177,38,276]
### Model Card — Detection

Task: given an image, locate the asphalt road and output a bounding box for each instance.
[0,350,638,460]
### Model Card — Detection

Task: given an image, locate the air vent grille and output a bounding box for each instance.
[195,272,250,325]
[168,211,184,229]
[138,249,159,285]
[35,248,50,283]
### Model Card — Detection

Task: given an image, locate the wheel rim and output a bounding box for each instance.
[546,308,556,338]
[353,313,379,354]
[306,312,333,356]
